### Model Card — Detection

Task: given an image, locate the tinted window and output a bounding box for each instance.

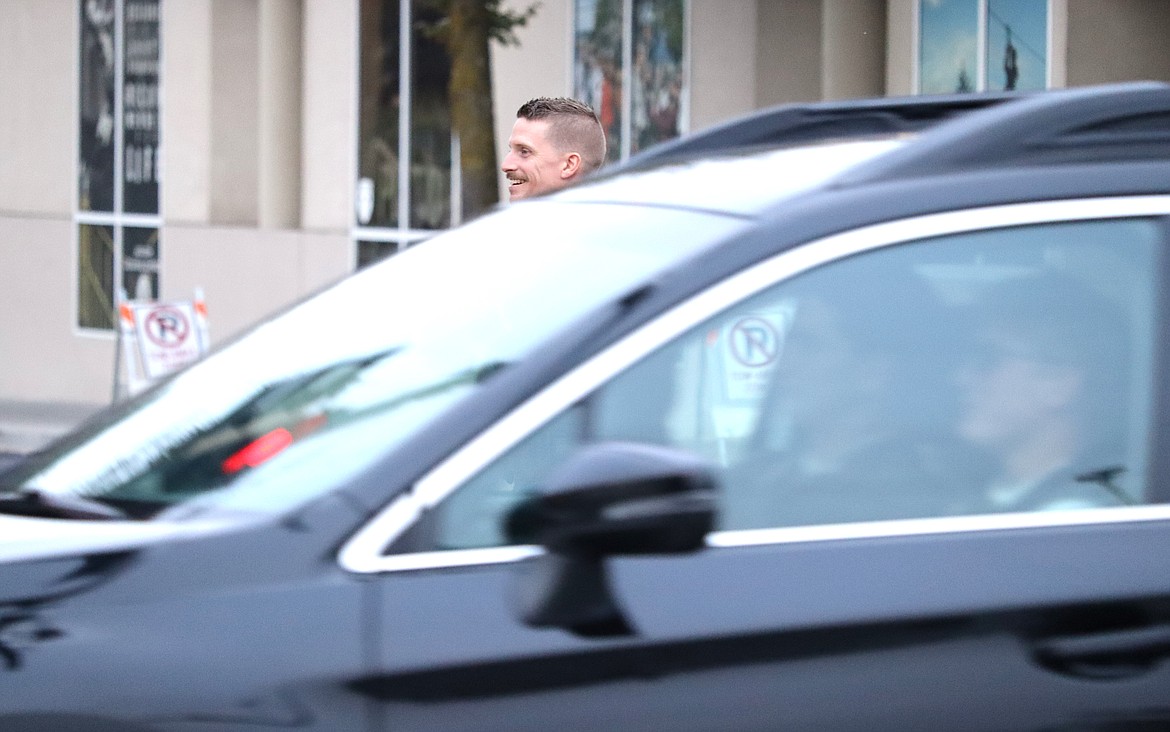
[432,217,1161,548]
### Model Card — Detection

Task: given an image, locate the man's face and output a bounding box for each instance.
[956,328,1081,449]
[502,117,569,201]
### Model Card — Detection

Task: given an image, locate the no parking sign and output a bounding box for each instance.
[116,290,210,397]
[714,308,793,402]
[133,302,203,379]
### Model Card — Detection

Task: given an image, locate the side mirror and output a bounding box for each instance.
[504,442,717,637]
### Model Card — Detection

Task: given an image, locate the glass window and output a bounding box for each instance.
[358,0,402,230]
[78,223,115,330]
[918,0,1047,94]
[356,0,459,263]
[575,0,688,162]
[409,1,452,231]
[431,217,1161,548]
[77,0,162,330]
[985,0,1047,92]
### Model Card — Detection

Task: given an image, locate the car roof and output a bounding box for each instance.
[548,81,1170,218]
[545,136,908,217]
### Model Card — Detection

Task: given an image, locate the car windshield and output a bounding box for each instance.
[0,137,907,523]
[0,203,751,521]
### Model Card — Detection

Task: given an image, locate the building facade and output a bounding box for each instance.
[2,0,1169,408]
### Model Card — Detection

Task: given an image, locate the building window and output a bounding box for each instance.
[918,0,1048,94]
[574,0,688,162]
[77,0,161,330]
[356,0,458,268]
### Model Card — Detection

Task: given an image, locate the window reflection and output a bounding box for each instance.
[358,0,454,252]
[358,0,402,229]
[918,0,1047,94]
[574,0,687,161]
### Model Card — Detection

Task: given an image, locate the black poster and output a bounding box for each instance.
[123,0,160,214]
[123,227,159,301]
[79,0,116,212]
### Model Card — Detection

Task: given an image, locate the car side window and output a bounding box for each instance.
[431,217,1161,549]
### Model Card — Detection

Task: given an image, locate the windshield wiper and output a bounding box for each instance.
[0,488,127,521]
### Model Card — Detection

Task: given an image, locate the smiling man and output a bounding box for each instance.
[502,97,607,201]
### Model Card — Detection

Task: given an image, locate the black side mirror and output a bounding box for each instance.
[504,442,717,637]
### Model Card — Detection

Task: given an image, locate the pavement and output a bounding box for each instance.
[0,398,105,459]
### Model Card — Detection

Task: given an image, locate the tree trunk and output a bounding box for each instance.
[447,0,499,220]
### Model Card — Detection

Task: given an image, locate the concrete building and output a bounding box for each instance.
[2,0,1169,412]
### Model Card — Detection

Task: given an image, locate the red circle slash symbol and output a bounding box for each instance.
[729,317,779,367]
[144,308,191,348]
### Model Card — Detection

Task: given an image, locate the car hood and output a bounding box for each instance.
[0,514,235,566]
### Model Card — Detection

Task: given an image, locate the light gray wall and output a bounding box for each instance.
[885,0,914,96]
[211,0,260,225]
[259,0,303,229]
[0,0,74,216]
[0,217,113,405]
[822,0,886,100]
[0,2,102,404]
[755,0,822,107]
[302,0,356,231]
[1066,0,1170,86]
[163,0,213,223]
[690,0,758,130]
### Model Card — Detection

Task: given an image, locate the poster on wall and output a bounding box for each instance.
[79,0,116,212]
[630,0,684,155]
[574,0,624,162]
[123,0,160,214]
[574,0,686,161]
[123,226,159,301]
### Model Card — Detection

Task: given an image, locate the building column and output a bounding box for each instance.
[302,0,357,232]
[210,0,259,225]
[259,0,303,229]
[754,0,822,107]
[1066,0,1170,86]
[822,0,886,100]
[162,0,213,222]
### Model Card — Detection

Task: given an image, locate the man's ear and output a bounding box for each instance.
[560,152,583,180]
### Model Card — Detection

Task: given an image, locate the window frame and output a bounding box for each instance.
[75,0,162,334]
[352,0,462,267]
[338,195,1170,575]
[914,0,1052,95]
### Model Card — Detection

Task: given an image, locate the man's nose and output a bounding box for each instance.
[501,152,516,172]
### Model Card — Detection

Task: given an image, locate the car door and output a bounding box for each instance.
[343,197,1170,732]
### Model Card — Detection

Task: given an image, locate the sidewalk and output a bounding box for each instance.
[0,399,105,456]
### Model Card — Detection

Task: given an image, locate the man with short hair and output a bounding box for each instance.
[501,97,607,201]
[955,276,1133,512]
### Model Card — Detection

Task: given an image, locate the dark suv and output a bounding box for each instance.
[4,82,1170,731]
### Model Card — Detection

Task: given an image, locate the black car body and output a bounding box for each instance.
[4,83,1170,731]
